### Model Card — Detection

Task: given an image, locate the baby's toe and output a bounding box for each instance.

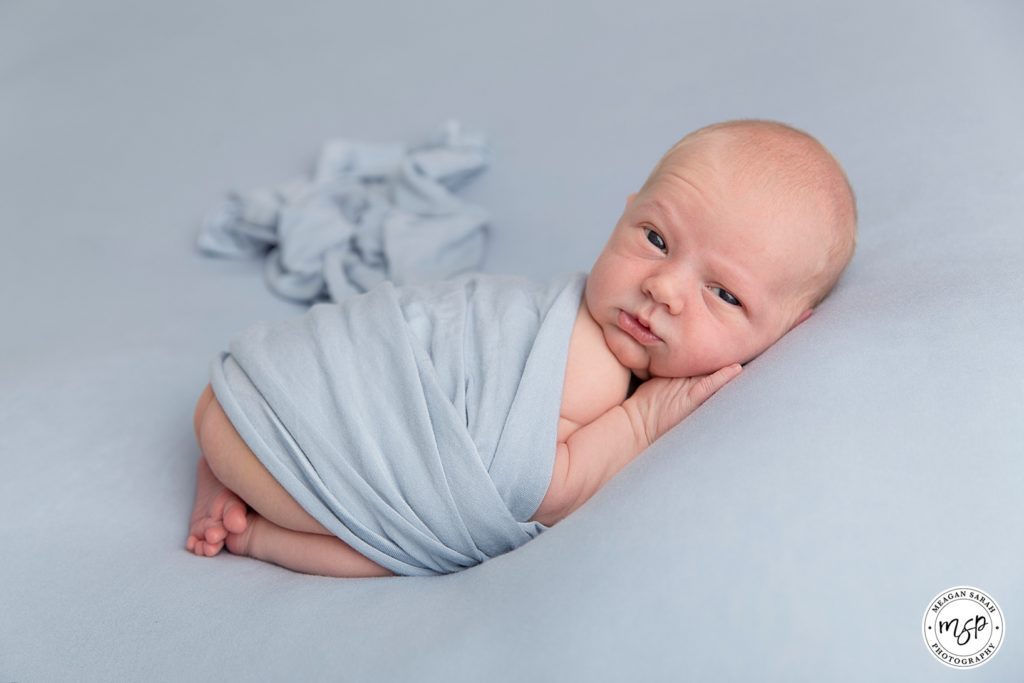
[186,523,226,557]
[204,523,228,545]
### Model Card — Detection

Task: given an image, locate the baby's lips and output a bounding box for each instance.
[619,310,662,345]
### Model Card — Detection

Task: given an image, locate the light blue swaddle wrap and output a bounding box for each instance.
[209,270,588,576]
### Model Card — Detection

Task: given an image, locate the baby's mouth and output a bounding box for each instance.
[618,310,662,345]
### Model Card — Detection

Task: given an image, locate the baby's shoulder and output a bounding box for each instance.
[557,300,631,441]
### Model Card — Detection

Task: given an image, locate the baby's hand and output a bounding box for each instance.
[623,364,743,448]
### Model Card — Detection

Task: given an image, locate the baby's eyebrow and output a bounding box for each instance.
[648,199,683,232]
[706,255,755,302]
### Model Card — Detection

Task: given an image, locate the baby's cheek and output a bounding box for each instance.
[650,353,687,379]
[663,349,727,378]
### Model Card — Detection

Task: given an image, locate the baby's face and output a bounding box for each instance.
[586,146,825,380]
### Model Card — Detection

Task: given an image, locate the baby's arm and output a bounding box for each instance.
[559,364,742,517]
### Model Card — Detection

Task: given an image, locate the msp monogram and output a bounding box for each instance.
[922,586,1004,669]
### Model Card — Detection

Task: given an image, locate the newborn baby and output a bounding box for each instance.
[187,119,857,578]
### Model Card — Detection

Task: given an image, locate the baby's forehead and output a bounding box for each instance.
[645,162,823,246]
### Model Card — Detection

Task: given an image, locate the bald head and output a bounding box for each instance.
[643,119,857,308]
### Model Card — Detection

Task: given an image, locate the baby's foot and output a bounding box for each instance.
[186,456,249,557]
[224,511,262,558]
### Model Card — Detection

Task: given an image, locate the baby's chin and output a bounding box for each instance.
[606,336,652,379]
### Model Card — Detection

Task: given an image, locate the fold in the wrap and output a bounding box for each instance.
[210,271,587,576]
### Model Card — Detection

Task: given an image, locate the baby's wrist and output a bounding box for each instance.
[621,397,653,450]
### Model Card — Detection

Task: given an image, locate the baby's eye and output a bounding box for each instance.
[644,227,667,252]
[710,286,742,307]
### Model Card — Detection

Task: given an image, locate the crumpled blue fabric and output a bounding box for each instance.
[197,120,490,303]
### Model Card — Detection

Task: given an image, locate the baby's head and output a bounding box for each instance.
[586,119,857,380]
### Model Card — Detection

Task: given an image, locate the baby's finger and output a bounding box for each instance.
[689,363,742,405]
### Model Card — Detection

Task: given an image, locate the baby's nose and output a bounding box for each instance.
[644,274,686,315]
